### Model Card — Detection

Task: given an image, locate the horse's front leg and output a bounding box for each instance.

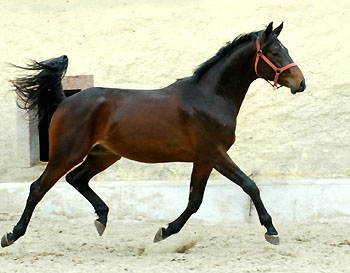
[214,151,279,245]
[154,163,213,242]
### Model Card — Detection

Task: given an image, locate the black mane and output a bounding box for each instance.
[193,31,260,81]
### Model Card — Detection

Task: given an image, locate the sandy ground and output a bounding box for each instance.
[1,216,350,273]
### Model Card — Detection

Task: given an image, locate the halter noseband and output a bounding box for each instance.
[254,36,297,89]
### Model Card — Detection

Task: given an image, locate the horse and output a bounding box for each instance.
[1,22,305,248]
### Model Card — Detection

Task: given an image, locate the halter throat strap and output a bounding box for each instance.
[254,36,297,89]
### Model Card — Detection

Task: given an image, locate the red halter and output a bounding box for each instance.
[254,36,297,89]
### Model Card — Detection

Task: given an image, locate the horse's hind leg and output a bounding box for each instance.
[154,163,213,242]
[1,157,86,248]
[66,146,121,236]
[1,126,93,248]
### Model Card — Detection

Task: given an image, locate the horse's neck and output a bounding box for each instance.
[201,42,257,113]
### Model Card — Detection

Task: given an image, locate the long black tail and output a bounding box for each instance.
[11,55,69,121]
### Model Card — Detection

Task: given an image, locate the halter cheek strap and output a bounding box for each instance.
[255,36,297,89]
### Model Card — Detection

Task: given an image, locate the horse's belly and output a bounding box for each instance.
[99,136,196,163]
[104,143,195,163]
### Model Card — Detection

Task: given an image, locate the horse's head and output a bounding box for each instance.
[255,22,306,94]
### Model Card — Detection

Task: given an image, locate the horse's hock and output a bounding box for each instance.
[17,75,94,166]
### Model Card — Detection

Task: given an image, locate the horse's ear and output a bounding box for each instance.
[273,22,283,37]
[262,22,273,43]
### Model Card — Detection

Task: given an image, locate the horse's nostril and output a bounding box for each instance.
[300,79,306,91]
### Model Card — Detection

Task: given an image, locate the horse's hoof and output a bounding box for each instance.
[1,233,13,248]
[94,220,106,236]
[153,228,165,243]
[265,233,280,245]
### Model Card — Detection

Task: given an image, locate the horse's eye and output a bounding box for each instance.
[272,52,279,57]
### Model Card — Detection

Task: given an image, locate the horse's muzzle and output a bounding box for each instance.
[291,79,306,94]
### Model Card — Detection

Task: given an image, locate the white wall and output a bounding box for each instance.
[1,179,349,224]
[0,0,349,182]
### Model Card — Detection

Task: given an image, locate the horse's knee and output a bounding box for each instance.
[243,181,260,198]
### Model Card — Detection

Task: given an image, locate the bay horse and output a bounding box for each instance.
[1,22,305,248]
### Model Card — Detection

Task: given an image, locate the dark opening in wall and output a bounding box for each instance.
[38,75,94,162]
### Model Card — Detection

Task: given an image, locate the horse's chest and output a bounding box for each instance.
[217,122,237,147]
[198,114,236,148]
